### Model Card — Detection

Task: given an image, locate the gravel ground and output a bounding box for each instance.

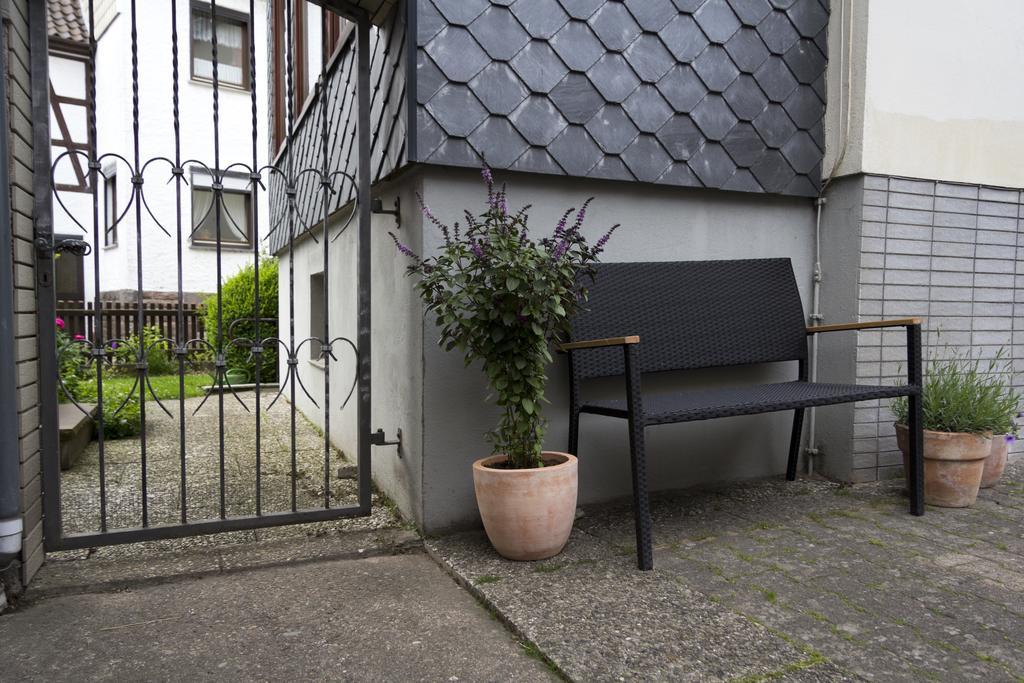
[57,394,401,560]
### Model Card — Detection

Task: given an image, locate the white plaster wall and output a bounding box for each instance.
[417,169,818,532]
[825,0,1024,188]
[281,168,819,532]
[278,175,425,525]
[62,0,270,300]
[822,0,868,181]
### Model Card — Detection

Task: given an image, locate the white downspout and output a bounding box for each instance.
[807,0,854,475]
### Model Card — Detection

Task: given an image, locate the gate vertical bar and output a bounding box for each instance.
[285,0,298,513]
[86,0,108,532]
[171,0,188,523]
[30,0,62,550]
[129,0,149,527]
[211,0,227,519]
[356,12,371,510]
[248,0,262,517]
[319,16,332,509]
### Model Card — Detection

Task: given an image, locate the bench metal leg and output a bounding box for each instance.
[786,408,804,481]
[628,421,653,571]
[906,323,924,516]
[908,394,924,515]
[568,409,580,455]
[622,344,652,570]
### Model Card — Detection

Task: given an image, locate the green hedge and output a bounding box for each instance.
[204,258,279,382]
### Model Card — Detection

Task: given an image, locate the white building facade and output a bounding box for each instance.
[49,0,269,304]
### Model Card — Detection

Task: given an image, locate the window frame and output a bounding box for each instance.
[308,270,325,363]
[103,170,117,247]
[53,233,86,302]
[271,0,351,155]
[189,0,252,91]
[189,169,255,249]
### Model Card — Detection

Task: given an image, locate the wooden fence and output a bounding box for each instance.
[56,301,206,343]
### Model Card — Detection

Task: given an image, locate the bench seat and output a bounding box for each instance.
[581,381,917,425]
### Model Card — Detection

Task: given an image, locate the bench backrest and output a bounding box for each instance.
[569,259,808,379]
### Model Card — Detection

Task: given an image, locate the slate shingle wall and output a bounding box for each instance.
[851,175,1024,482]
[415,0,828,197]
[268,7,408,255]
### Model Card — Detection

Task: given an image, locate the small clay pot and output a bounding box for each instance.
[981,436,1010,489]
[472,452,577,561]
[895,424,991,508]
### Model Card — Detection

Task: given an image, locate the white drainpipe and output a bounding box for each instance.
[806,0,854,474]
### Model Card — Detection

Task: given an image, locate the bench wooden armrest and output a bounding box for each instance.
[806,318,923,335]
[558,335,640,352]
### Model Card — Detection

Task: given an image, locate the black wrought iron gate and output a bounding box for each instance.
[34,0,375,551]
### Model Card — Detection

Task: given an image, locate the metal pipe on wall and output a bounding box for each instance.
[806,0,854,475]
[0,6,24,565]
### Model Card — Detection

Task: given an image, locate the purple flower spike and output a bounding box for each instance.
[481,167,493,187]
[553,208,572,238]
[594,224,620,253]
[390,232,420,260]
[471,241,485,259]
[552,239,568,260]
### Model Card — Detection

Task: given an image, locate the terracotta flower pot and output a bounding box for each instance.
[981,436,1010,489]
[472,452,578,561]
[895,424,991,507]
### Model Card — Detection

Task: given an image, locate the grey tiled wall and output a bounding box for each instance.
[415,0,829,197]
[852,175,1024,481]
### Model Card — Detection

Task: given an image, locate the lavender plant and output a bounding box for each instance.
[392,169,617,469]
[893,349,1021,439]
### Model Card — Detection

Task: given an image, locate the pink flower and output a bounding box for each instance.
[55,317,65,330]
[73,334,85,341]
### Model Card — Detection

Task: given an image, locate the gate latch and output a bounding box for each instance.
[35,236,92,259]
[369,428,402,457]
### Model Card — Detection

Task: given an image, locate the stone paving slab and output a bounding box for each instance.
[0,543,556,682]
[429,458,1024,682]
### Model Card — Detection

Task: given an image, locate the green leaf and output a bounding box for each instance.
[522,397,534,415]
[506,277,520,291]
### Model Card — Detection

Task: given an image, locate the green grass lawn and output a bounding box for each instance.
[71,373,212,402]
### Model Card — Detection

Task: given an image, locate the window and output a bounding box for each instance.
[54,234,85,301]
[103,172,117,246]
[191,2,251,89]
[309,271,324,361]
[190,170,253,247]
[271,1,350,153]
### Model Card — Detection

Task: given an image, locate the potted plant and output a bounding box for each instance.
[980,357,1021,488]
[393,168,617,560]
[893,351,1020,507]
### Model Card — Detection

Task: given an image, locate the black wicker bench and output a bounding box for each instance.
[561,259,924,570]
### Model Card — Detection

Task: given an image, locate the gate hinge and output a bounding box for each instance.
[369,428,402,457]
[371,196,401,229]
